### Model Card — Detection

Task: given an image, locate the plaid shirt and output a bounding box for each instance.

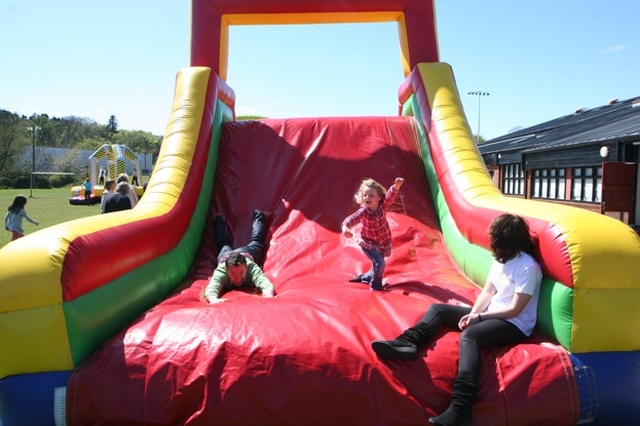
[342,185,399,257]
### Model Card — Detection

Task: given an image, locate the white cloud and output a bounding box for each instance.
[236,106,258,115]
[601,44,629,54]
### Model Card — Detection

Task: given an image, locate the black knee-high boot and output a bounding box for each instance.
[428,371,477,426]
[371,323,433,360]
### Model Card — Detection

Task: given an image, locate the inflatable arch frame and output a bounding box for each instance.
[190,0,439,80]
[87,144,142,186]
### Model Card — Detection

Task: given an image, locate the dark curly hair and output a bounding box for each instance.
[224,251,247,269]
[488,214,535,264]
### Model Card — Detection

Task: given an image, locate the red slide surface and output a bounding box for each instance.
[67,117,577,425]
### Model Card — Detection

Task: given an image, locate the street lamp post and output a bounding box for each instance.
[30,125,37,198]
[468,91,490,144]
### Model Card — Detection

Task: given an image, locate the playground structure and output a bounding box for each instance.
[86,143,142,187]
[1,1,639,425]
[69,143,144,204]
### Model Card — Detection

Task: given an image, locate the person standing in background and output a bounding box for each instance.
[117,174,138,208]
[82,178,93,205]
[98,166,106,186]
[100,180,117,213]
[131,165,139,187]
[104,182,133,213]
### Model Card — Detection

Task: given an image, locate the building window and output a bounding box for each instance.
[503,164,524,195]
[533,168,566,200]
[571,167,602,202]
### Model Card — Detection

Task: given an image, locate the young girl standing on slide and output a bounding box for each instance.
[341,177,404,290]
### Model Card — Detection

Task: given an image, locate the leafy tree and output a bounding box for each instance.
[471,134,487,145]
[55,116,101,148]
[75,137,106,152]
[0,110,27,175]
[54,148,85,175]
[113,129,162,170]
[27,113,57,148]
[105,115,118,139]
[237,115,268,120]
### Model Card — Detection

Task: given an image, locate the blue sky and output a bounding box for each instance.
[1,1,638,140]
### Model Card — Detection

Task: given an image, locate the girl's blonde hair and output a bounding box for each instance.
[354,178,386,205]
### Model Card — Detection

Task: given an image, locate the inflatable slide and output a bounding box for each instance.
[1,1,639,425]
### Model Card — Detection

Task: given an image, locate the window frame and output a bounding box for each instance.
[532,168,566,200]
[502,163,525,196]
[571,166,602,203]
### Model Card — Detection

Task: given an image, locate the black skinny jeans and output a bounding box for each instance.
[418,303,526,382]
[215,211,267,265]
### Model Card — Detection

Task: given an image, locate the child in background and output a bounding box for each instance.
[82,178,93,205]
[100,179,116,213]
[341,177,404,290]
[98,166,106,186]
[4,195,39,241]
[131,166,139,187]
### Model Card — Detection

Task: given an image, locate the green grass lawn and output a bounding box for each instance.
[1,187,102,248]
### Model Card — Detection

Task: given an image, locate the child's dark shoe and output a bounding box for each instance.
[349,274,371,283]
[348,275,365,283]
[370,280,384,291]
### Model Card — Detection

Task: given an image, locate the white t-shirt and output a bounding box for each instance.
[486,252,542,336]
[127,184,138,208]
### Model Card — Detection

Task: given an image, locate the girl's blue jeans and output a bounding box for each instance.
[362,247,385,289]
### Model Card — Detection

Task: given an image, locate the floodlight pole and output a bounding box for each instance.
[30,125,36,198]
[468,91,490,144]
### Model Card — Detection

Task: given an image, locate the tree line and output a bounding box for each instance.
[0,110,162,189]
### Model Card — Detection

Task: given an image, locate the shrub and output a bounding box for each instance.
[11,175,30,189]
[0,172,58,189]
[0,172,21,189]
[50,174,76,188]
